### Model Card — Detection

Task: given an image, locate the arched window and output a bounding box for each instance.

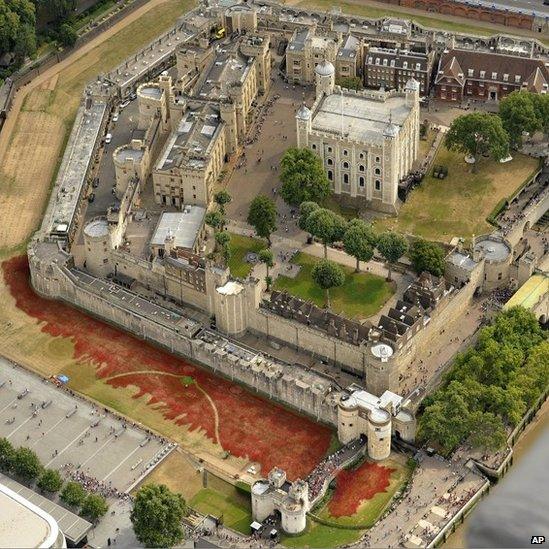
[311,143,317,150]
[359,177,365,187]
[375,180,381,190]
[342,149,348,156]
[343,161,349,169]
[359,165,365,172]
[374,167,381,175]
[327,170,333,181]
[375,156,381,163]
[343,173,349,184]
[327,158,333,166]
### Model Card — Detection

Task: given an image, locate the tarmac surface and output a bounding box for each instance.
[0,357,173,494]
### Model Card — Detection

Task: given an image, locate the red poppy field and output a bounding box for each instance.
[329,461,396,517]
[2,256,332,479]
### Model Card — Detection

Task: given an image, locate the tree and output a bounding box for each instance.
[214,189,232,215]
[214,231,231,266]
[343,220,375,272]
[298,201,320,231]
[60,481,87,508]
[305,208,347,258]
[247,195,277,245]
[81,493,109,522]
[409,239,446,277]
[0,0,36,64]
[258,248,274,290]
[445,112,509,170]
[12,447,42,483]
[58,22,78,47]
[468,411,507,452]
[311,259,345,308]
[498,91,541,148]
[205,211,225,231]
[376,232,408,281]
[336,76,363,91]
[131,483,187,548]
[280,147,331,206]
[37,468,63,494]
[0,437,15,472]
[532,93,549,135]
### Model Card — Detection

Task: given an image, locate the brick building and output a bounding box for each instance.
[434,49,549,102]
[364,46,434,96]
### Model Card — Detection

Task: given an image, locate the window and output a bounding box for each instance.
[343,149,348,156]
[343,173,349,184]
[480,70,486,78]
[311,143,316,150]
[343,161,349,169]
[327,146,332,153]
[327,170,333,181]
[403,61,408,69]
[503,73,509,82]
[375,58,380,65]
[374,167,381,175]
[515,75,521,83]
[468,68,474,77]
[327,158,333,166]
[375,156,380,163]
[359,176,365,187]
[359,152,365,159]
[359,164,365,172]
[492,72,497,80]
[390,59,395,67]
[416,63,421,71]
[383,58,388,66]
[375,180,381,190]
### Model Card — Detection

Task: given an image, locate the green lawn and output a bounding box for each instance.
[296,0,549,45]
[228,233,266,278]
[190,487,252,534]
[274,253,394,320]
[376,147,539,242]
[282,460,411,548]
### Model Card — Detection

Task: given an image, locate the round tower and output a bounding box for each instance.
[280,499,307,534]
[295,103,311,148]
[83,217,112,278]
[404,77,420,108]
[367,409,392,461]
[337,394,359,444]
[315,59,335,99]
[251,480,274,522]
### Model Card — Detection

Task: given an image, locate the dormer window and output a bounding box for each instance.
[383,58,388,66]
[515,75,521,83]
[468,68,474,77]
[403,61,408,69]
[480,70,486,78]
[491,72,497,80]
[375,58,380,65]
[503,74,509,82]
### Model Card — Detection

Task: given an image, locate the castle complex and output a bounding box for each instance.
[26,0,548,536]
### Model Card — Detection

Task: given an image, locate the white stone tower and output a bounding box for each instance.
[83,217,112,278]
[381,115,399,211]
[314,59,335,99]
[295,103,311,148]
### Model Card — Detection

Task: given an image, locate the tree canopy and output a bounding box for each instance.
[311,259,345,308]
[38,468,63,493]
[60,481,87,508]
[12,446,42,482]
[445,112,509,167]
[247,194,277,244]
[376,231,408,281]
[409,238,446,277]
[418,307,547,456]
[258,248,274,290]
[81,493,109,522]
[0,437,15,472]
[304,208,347,258]
[280,147,331,206]
[131,483,187,548]
[498,91,542,148]
[0,0,36,64]
[343,220,375,272]
[214,189,232,215]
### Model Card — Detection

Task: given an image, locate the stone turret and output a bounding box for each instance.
[295,103,311,148]
[315,59,335,98]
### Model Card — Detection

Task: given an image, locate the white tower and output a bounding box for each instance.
[314,59,335,99]
[295,103,311,148]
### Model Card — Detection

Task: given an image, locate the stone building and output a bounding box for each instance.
[296,60,420,213]
[113,138,151,198]
[434,49,549,102]
[364,46,434,96]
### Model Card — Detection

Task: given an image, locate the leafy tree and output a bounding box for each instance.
[343,220,375,272]
[81,493,109,522]
[247,195,277,245]
[205,211,225,231]
[445,112,509,170]
[58,22,77,47]
[0,437,15,472]
[376,231,408,281]
[12,447,42,482]
[37,468,63,493]
[131,483,187,548]
[409,239,446,277]
[532,93,549,135]
[311,259,345,309]
[336,76,363,91]
[280,147,331,206]
[214,231,231,266]
[0,0,36,64]
[305,208,347,258]
[468,411,507,452]
[498,91,541,148]
[60,481,87,508]
[34,0,75,22]
[298,201,320,231]
[213,189,232,215]
[258,248,274,290]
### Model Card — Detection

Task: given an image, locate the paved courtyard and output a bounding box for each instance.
[0,357,173,493]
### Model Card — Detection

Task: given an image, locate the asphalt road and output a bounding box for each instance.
[455,0,549,17]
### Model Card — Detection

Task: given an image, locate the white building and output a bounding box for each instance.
[296,60,420,213]
[0,482,66,548]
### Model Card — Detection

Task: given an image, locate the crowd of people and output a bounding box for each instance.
[306,437,365,501]
[64,465,133,501]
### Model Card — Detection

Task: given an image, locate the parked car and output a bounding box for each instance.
[112,113,119,123]
[105,133,112,144]
[88,193,95,203]
[120,99,130,109]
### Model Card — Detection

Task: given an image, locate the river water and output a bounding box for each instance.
[443,399,548,548]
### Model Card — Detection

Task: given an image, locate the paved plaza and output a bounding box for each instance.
[0,357,173,493]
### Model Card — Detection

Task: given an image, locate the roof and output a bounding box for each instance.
[474,238,510,262]
[504,274,548,311]
[0,475,92,545]
[448,251,477,271]
[312,91,411,144]
[151,208,206,251]
[217,280,244,295]
[366,47,429,71]
[338,34,360,59]
[315,59,335,77]
[436,49,549,90]
[287,28,310,52]
[138,84,163,100]
[156,103,222,171]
